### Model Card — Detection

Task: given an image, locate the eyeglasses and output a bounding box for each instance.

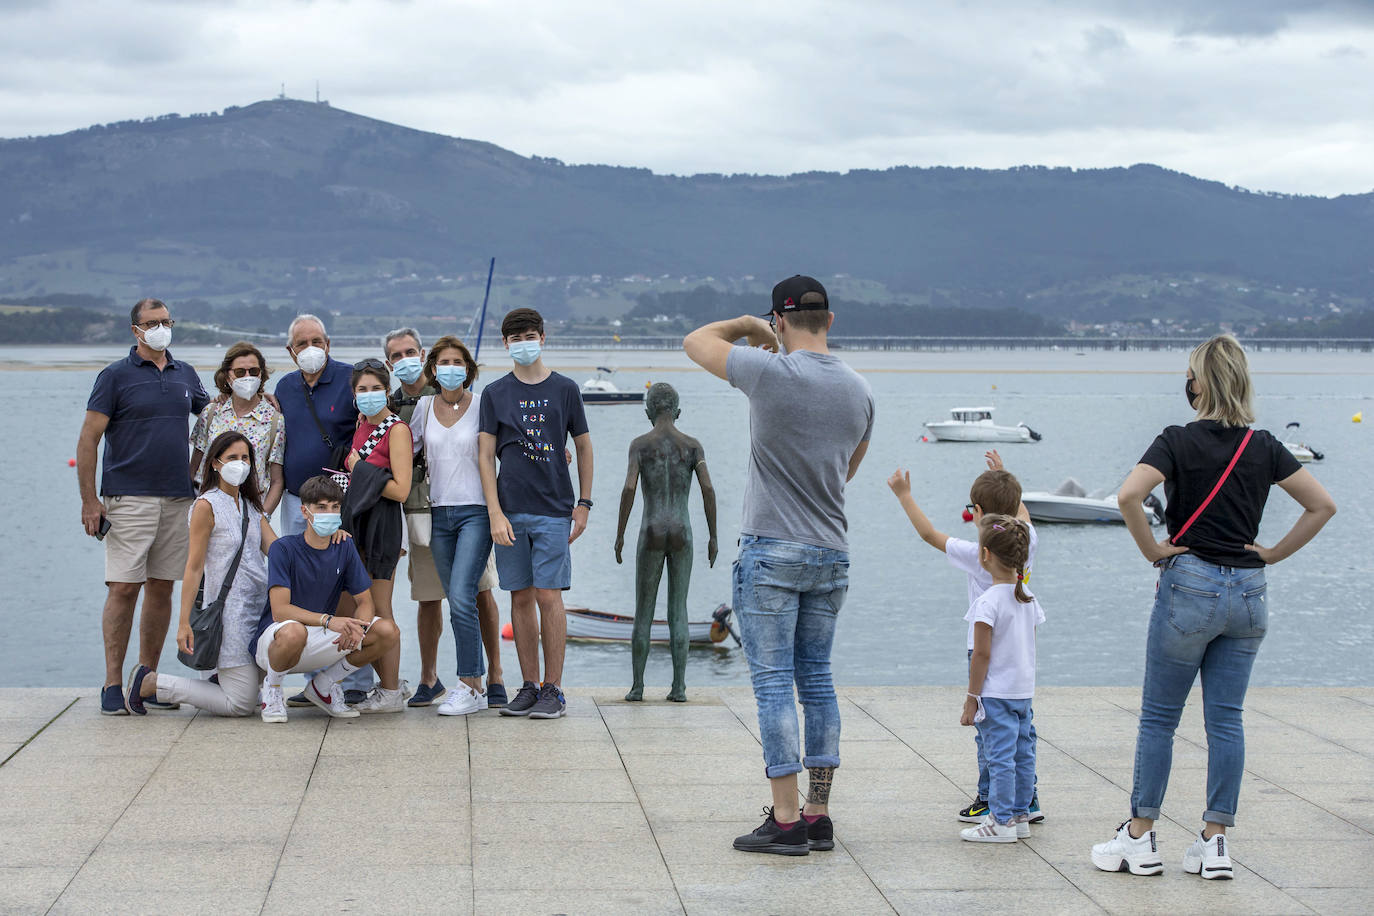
[965,504,976,513]
[229,366,262,378]
[354,358,387,371]
[136,319,175,330]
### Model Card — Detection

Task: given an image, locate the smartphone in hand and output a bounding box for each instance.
[94,516,112,541]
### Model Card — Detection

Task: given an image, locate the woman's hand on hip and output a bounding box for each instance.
[1244,542,1277,564]
[1145,536,1189,566]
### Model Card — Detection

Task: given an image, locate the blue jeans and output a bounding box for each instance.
[430,505,493,679]
[976,697,1035,824]
[968,649,1038,802]
[733,535,848,779]
[1132,554,1267,827]
[494,512,572,591]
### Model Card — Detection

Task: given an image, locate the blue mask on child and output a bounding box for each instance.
[509,340,542,366]
[310,512,342,537]
[435,365,467,390]
[356,391,388,417]
[392,356,423,384]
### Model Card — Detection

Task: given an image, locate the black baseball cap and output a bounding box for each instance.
[767,275,829,316]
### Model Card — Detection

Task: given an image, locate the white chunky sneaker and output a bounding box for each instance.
[1182,830,1234,880]
[437,683,487,716]
[1012,813,1031,839]
[260,682,288,724]
[304,679,361,718]
[960,814,1019,843]
[1092,821,1164,876]
[353,686,406,714]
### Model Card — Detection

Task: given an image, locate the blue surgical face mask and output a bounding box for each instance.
[356,390,388,417]
[392,356,423,384]
[435,365,467,391]
[509,340,542,366]
[309,511,342,537]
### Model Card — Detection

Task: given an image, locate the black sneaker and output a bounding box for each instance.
[733,807,809,856]
[100,685,129,716]
[498,681,540,717]
[343,688,369,705]
[805,814,834,851]
[958,797,989,823]
[527,683,566,719]
[286,691,312,708]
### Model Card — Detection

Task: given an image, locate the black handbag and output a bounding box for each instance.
[177,503,251,671]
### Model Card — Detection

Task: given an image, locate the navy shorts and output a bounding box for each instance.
[495,512,572,591]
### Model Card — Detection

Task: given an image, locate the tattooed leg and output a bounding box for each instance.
[804,766,835,815]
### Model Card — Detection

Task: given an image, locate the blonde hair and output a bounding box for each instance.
[1188,334,1254,428]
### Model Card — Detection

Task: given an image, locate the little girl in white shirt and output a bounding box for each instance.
[960,515,1046,843]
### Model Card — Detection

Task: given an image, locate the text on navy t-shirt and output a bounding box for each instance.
[249,535,373,656]
[478,371,589,518]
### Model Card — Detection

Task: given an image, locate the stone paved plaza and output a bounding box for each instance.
[1,685,1370,915]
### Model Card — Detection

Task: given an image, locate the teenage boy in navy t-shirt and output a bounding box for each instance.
[250,475,400,722]
[478,308,593,720]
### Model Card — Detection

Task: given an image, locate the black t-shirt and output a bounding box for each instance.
[1140,421,1302,568]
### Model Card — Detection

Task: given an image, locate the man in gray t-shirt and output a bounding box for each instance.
[684,275,874,857]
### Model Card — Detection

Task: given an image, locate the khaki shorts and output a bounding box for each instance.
[406,541,446,603]
[103,496,193,583]
[478,549,497,593]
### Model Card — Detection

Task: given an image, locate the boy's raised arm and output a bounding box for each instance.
[986,449,1031,522]
[886,469,950,552]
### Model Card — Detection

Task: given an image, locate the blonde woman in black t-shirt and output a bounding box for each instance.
[1091,335,1335,881]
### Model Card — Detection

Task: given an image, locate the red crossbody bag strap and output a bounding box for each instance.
[1170,428,1253,546]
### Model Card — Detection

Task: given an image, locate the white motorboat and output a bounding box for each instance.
[562,604,737,646]
[580,367,646,405]
[1021,478,1164,525]
[924,406,1041,443]
[1281,422,1324,463]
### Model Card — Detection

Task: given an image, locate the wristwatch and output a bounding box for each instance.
[577,498,594,509]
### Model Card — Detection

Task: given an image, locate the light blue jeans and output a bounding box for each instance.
[430,505,493,679]
[733,535,848,779]
[977,697,1036,824]
[969,650,1039,803]
[1132,554,1267,826]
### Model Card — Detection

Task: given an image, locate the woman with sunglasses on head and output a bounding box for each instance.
[190,341,286,515]
[125,431,276,716]
[340,358,413,713]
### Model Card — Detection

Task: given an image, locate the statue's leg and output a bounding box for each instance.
[664,539,694,702]
[627,540,666,702]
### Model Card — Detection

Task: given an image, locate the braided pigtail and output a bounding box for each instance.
[980,514,1034,603]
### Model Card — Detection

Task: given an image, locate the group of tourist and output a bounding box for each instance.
[82,299,589,724]
[83,278,1336,872]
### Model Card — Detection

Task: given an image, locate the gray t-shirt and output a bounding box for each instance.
[727,347,875,551]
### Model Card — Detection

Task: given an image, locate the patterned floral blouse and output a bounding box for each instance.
[191,397,287,493]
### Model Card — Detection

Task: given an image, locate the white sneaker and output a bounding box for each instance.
[1012,813,1031,839]
[304,679,361,718]
[960,814,1018,843]
[1182,830,1234,880]
[437,683,487,716]
[353,686,406,714]
[1092,821,1164,875]
[260,682,288,724]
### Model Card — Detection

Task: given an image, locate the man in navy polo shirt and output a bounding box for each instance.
[78,298,210,715]
[273,314,357,537]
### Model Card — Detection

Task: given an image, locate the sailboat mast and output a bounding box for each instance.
[474,257,495,361]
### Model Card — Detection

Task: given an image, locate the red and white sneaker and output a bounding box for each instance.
[304,679,360,718]
[260,681,288,723]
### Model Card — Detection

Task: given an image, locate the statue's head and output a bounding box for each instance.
[645,382,681,423]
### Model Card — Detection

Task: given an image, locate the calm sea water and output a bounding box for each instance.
[2,345,1369,689]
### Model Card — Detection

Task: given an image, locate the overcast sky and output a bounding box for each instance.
[1,0,1372,195]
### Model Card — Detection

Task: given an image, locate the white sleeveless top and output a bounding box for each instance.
[190,488,269,669]
[420,395,485,507]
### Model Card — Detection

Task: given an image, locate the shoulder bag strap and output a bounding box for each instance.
[213,502,252,605]
[355,414,399,463]
[300,374,335,449]
[1170,428,1254,545]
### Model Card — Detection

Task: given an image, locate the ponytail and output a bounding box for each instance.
[1014,566,1032,604]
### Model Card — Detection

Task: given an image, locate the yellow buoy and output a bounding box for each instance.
[1355,411,1364,423]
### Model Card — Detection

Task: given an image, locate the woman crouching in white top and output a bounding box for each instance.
[413,335,495,716]
[125,431,276,716]
[959,515,1045,844]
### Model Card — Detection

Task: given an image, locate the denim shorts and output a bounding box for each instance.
[494,512,572,591]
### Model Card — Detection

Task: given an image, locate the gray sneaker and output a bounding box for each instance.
[527,683,566,719]
[498,681,541,717]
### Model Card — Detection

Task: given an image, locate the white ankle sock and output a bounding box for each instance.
[312,657,359,693]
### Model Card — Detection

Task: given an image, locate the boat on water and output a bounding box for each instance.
[1021,478,1164,525]
[560,603,738,646]
[1281,422,1324,463]
[924,407,1041,443]
[581,367,646,405]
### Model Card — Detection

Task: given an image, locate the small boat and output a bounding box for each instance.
[1281,422,1324,462]
[562,603,738,646]
[1021,478,1164,525]
[581,367,646,405]
[924,406,1041,443]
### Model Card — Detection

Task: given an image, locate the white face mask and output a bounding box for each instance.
[230,376,261,400]
[219,459,251,487]
[295,345,327,374]
[140,324,172,351]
